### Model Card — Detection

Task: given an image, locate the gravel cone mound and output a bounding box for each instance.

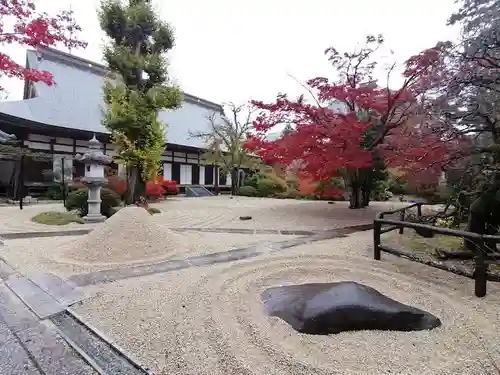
[62,206,188,265]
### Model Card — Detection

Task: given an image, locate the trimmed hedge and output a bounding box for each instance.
[238,185,258,197]
[65,187,121,218]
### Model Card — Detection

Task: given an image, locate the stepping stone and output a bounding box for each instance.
[6,275,66,319]
[31,273,85,306]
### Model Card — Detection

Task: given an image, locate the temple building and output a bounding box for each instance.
[0,47,230,197]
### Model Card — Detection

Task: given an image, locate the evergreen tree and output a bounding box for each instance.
[98,0,181,204]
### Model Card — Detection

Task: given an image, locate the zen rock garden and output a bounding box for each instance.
[0,0,500,373]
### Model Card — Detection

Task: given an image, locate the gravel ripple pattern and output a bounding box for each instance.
[74,231,500,375]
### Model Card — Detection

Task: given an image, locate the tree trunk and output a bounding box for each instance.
[361,186,370,207]
[349,183,363,209]
[133,168,146,203]
[125,166,141,205]
[214,165,220,195]
[231,167,238,195]
[465,179,500,252]
[348,175,371,209]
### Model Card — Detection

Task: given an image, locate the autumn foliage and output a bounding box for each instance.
[243,36,468,202]
[0,0,86,91]
[105,175,127,195]
[145,179,165,198]
[145,178,179,198]
[103,174,178,199]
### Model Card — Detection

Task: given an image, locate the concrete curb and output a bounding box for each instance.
[0,222,374,240]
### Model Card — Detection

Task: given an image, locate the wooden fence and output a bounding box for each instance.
[373,202,500,297]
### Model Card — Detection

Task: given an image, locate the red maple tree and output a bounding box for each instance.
[0,0,86,91]
[244,35,466,208]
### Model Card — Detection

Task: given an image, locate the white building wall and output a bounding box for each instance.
[180,164,192,185]
[163,163,172,180]
[199,165,205,185]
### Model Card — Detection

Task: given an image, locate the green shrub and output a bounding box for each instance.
[244,174,259,189]
[256,177,286,197]
[238,185,258,197]
[371,180,393,201]
[388,177,409,195]
[46,185,70,200]
[65,187,121,218]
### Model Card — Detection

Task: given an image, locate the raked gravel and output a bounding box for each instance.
[73,231,500,375]
[1,229,296,277]
[59,206,189,265]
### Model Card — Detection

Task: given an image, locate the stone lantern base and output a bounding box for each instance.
[83,185,107,223]
[83,213,107,223]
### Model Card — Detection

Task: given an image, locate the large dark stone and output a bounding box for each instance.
[261,281,441,335]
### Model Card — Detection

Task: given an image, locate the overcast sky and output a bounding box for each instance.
[1,0,460,105]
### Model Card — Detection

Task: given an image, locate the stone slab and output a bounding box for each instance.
[52,312,147,375]
[0,229,92,239]
[16,320,97,375]
[0,328,41,375]
[6,276,66,319]
[31,273,85,306]
[0,285,96,374]
[0,259,16,280]
[0,284,40,334]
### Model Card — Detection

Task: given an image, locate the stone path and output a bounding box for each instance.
[0,258,153,374]
[0,262,96,374]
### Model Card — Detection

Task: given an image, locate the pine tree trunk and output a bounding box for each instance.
[125,166,139,205]
[133,167,146,203]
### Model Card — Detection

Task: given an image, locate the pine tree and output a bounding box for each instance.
[98,0,181,204]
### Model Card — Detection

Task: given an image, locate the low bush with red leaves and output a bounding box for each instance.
[105,175,127,195]
[162,179,179,195]
[146,179,166,199]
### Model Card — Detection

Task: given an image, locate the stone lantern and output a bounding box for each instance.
[75,134,112,223]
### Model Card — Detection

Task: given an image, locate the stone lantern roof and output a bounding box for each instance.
[75,134,112,165]
[0,129,17,144]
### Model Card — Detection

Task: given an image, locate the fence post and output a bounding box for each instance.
[474,238,487,298]
[399,210,405,234]
[374,219,381,260]
[417,203,422,218]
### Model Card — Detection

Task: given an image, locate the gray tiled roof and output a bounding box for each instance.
[0,47,224,148]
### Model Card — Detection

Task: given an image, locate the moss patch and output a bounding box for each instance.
[385,230,464,255]
[31,211,84,225]
[382,229,500,275]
